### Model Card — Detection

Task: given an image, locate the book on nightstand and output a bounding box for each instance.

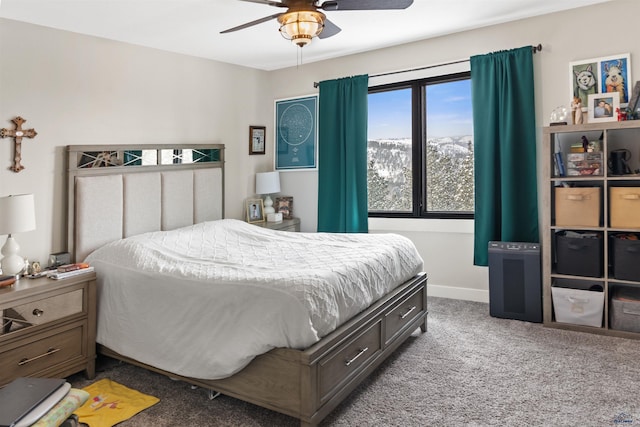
[49,266,94,280]
[0,275,16,288]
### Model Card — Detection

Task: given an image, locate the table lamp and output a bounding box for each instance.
[255,171,281,216]
[0,194,36,276]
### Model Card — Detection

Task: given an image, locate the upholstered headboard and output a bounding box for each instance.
[67,144,224,262]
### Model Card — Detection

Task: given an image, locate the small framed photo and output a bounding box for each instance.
[275,196,293,220]
[249,126,266,155]
[587,92,619,123]
[246,198,265,223]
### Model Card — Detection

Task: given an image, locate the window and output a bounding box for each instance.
[367,72,474,219]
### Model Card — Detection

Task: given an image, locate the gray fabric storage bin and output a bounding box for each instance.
[613,235,640,282]
[610,287,640,333]
[555,231,603,277]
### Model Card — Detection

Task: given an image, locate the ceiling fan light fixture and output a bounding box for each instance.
[278,10,325,47]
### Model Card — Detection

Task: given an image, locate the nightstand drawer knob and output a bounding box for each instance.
[18,347,60,365]
[32,308,44,317]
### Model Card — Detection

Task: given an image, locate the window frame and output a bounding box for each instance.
[367,71,473,220]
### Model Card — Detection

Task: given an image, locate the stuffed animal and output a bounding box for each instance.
[604,60,627,102]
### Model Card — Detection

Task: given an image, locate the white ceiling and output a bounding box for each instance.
[0,0,610,71]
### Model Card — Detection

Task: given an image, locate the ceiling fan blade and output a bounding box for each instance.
[321,0,413,11]
[318,18,341,39]
[220,13,282,34]
[237,0,288,7]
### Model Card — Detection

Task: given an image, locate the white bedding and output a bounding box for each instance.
[85,219,424,380]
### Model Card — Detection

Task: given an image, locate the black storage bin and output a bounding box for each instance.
[613,234,640,282]
[555,231,603,277]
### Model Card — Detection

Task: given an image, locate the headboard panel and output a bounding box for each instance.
[67,144,224,262]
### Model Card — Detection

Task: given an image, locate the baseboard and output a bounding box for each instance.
[427,283,489,303]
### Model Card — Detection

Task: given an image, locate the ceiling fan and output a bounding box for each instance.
[221,0,414,47]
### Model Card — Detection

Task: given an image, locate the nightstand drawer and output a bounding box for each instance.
[8,289,83,325]
[0,323,84,384]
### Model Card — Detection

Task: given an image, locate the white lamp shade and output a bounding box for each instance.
[0,194,36,235]
[256,171,281,195]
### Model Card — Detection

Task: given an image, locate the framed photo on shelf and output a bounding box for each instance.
[275,95,318,171]
[249,126,266,155]
[587,92,619,123]
[275,196,293,219]
[569,53,631,111]
[246,198,265,223]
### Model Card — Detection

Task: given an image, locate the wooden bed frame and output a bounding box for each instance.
[66,144,428,426]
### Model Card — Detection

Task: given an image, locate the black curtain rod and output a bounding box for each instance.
[313,43,542,88]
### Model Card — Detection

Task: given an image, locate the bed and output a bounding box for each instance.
[66,144,428,426]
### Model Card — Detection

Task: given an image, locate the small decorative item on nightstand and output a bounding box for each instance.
[275,196,293,219]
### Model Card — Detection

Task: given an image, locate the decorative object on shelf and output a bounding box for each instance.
[571,96,583,124]
[569,54,632,112]
[549,105,569,125]
[249,125,266,155]
[0,194,36,276]
[275,95,318,170]
[609,148,632,175]
[0,116,38,172]
[275,196,294,219]
[246,198,265,223]
[255,171,281,216]
[626,80,640,119]
[587,92,619,123]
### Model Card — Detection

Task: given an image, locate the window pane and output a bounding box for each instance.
[367,88,413,212]
[425,79,474,212]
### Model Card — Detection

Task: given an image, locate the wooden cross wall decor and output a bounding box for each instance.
[0,116,37,172]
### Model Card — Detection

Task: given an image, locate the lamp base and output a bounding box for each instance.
[1,236,25,276]
[263,195,275,215]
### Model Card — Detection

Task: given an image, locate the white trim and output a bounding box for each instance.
[369,217,474,234]
[427,283,489,303]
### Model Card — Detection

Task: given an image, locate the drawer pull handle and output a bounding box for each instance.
[345,347,369,366]
[400,305,417,319]
[32,308,44,317]
[18,347,60,366]
[622,194,640,200]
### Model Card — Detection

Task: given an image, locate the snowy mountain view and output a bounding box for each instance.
[367,136,474,212]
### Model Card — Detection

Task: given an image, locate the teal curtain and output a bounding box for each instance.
[317,75,369,233]
[471,46,539,266]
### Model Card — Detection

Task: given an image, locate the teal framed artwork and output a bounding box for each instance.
[275,95,318,170]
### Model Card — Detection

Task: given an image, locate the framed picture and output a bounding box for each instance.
[587,92,619,123]
[249,126,266,155]
[275,196,293,220]
[570,53,631,111]
[275,95,318,171]
[246,198,265,223]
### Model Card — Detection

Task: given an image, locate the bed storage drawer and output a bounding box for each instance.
[384,285,425,344]
[318,319,382,402]
[0,322,85,384]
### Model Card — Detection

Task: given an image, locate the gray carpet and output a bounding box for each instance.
[68,297,640,426]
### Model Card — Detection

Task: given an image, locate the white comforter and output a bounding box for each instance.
[86,219,424,380]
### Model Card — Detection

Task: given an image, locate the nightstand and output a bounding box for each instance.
[0,272,96,387]
[254,218,300,232]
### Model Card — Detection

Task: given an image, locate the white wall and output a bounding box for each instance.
[266,0,640,302]
[1,0,637,302]
[0,18,274,266]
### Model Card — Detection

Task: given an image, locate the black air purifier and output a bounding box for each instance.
[488,241,542,323]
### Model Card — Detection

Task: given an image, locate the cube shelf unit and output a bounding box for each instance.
[543,120,640,338]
